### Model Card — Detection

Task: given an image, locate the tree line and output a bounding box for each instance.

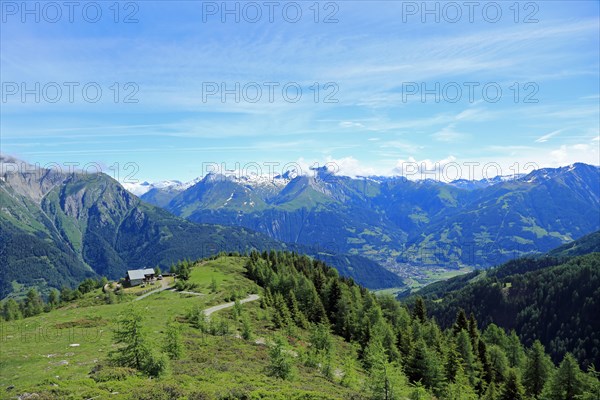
[1,277,112,320]
[421,253,600,369]
[243,250,600,399]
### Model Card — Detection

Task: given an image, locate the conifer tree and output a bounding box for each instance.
[523,340,553,398]
[366,338,407,400]
[232,298,242,319]
[482,382,500,400]
[268,335,295,380]
[582,365,600,400]
[453,309,469,334]
[272,292,292,328]
[409,382,431,400]
[262,287,273,308]
[444,340,462,383]
[482,323,508,348]
[478,339,494,385]
[445,365,478,400]
[406,338,444,395]
[397,325,414,360]
[488,344,509,384]
[241,313,253,341]
[468,312,480,348]
[541,353,583,400]
[326,280,342,323]
[456,329,479,387]
[178,262,191,281]
[111,308,150,370]
[506,330,525,369]
[310,286,328,324]
[341,345,360,389]
[288,291,308,328]
[412,297,427,323]
[500,368,525,400]
[2,299,21,321]
[163,319,183,360]
[310,322,333,355]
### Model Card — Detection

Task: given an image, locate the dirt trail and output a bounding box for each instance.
[133,279,171,301]
[203,294,260,316]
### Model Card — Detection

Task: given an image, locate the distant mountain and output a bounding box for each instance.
[122,179,200,207]
[548,230,600,258]
[0,157,402,299]
[404,163,600,268]
[140,163,600,278]
[402,231,600,368]
[448,173,525,190]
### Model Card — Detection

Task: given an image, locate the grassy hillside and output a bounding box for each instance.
[2,253,598,399]
[0,257,363,399]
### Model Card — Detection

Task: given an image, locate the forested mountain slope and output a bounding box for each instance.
[403,231,600,368]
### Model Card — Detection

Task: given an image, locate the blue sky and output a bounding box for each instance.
[1,0,599,182]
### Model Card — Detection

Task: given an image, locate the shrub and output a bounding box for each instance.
[268,335,295,380]
[241,314,253,341]
[144,350,170,378]
[90,365,137,382]
[130,382,184,400]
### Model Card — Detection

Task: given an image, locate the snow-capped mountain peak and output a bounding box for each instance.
[122,178,200,196]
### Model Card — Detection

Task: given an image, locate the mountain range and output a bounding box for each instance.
[138,163,600,282]
[0,157,401,300]
[2,158,599,300]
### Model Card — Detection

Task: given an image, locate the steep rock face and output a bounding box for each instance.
[1,156,65,203]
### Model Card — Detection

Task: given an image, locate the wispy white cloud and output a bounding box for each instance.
[431,124,466,142]
[535,129,562,143]
[340,121,366,129]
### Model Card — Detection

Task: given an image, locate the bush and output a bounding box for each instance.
[218,387,252,399]
[188,391,211,400]
[188,306,208,331]
[143,351,170,378]
[175,280,187,291]
[104,291,117,304]
[90,365,137,382]
[175,280,199,292]
[130,382,184,400]
[209,318,230,336]
[268,335,295,380]
[241,314,253,341]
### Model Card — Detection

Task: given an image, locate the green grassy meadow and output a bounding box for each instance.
[0,257,364,399]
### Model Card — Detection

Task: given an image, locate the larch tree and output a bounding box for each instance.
[500,368,525,400]
[523,340,553,398]
[541,353,583,400]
